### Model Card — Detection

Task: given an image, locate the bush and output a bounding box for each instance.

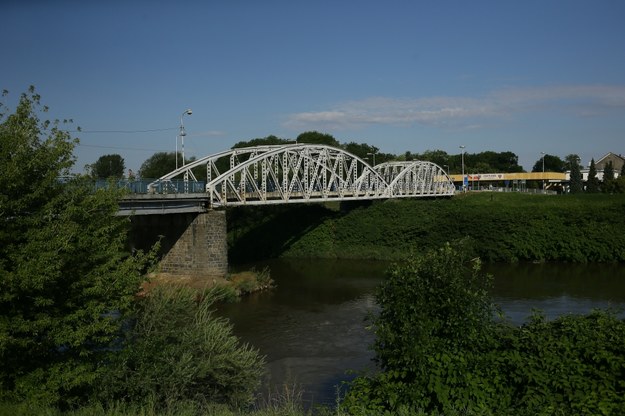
[343,243,625,415]
[99,286,265,410]
[229,193,625,264]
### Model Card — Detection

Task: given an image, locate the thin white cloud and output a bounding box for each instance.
[284,84,625,130]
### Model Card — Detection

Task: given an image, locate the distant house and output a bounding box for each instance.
[595,152,625,173]
[565,151,623,184]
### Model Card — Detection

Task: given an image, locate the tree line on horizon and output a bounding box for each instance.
[88,131,625,193]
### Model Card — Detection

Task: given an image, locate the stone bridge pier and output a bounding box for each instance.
[130,211,228,278]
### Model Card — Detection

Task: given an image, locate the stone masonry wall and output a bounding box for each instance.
[159,211,228,277]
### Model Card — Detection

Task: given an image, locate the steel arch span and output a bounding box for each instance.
[147,144,454,207]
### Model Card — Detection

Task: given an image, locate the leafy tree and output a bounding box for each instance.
[427,150,523,174]
[564,153,581,170]
[139,151,179,179]
[343,141,378,162]
[90,153,125,179]
[296,130,340,147]
[492,151,524,172]
[344,241,500,413]
[532,154,565,172]
[0,87,153,406]
[602,161,615,193]
[232,134,291,149]
[418,149,451,169]
[586,158,600,193]
[621,160,625,177]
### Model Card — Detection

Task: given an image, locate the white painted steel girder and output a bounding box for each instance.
[147,144,455,207]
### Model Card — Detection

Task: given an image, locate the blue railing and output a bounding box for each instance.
[94,179,206,194]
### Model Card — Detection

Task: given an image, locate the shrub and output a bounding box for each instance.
[99,286,265,410]
[343,243,625,415]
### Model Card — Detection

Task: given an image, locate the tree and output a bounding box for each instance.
[532,154,565,173]
[90,153,125,179]
[569,159,584,193]
[419,149,451,169]
[564,154,581,170]
[344,241,499,413]
[232,134,290,148]
[586,158,600,193]
[139,151,179,179]
[343,141,378,162]
[296,131,340,147]
[602,161,615,193]
[0,88,152,406]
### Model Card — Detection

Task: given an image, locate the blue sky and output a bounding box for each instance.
[2,0,624,173]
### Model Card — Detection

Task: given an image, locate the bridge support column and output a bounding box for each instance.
[159,211,228,277]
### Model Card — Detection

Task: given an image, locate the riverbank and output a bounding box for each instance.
[228,192,625,263]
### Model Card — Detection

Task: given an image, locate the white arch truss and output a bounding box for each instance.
[147,144,454,207]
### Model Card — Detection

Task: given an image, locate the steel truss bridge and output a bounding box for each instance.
[143,144,454,209]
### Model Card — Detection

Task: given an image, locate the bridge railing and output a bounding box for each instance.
[94,179,206,194]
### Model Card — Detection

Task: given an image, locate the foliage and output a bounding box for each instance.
[99,286,265,410]
[0,88,153,407]
[89,153,125,179]
[228,193,625,264]
[343,243,503,414]
[587,158,600,193]
[0,396,323,416]
[614,176,625,194]
[532,153,565,173]
[296,131,340,147]
[603,161,616,193]
[232,134,292,148]
[343,244,625,415]
[564,153,581,170]
[406,149,524,174]
[342,142,378,162]
[569,158,584,193]
[139,151,180,178]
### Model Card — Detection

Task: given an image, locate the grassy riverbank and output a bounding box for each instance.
[228,192,625,263]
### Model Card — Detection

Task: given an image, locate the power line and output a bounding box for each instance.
[77,143,170,152]
[70,127,177,134]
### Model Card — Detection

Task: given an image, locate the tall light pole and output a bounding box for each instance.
[541,151,546,192]
[179,109,192,168]
[459,145,466,191]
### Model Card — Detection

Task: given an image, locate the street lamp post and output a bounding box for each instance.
[177,109,192,193]
[541,152,546,193]
[459,145,466,191]
[179,109,193,168]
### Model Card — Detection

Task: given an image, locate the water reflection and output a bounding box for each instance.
[220,259,625,406]
[486,263,625,323]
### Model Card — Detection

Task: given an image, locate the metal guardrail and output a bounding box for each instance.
[94,179,206,194]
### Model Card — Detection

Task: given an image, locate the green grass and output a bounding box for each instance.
[228,193,625,263]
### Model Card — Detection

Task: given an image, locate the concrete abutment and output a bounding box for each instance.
[130,211,228,278]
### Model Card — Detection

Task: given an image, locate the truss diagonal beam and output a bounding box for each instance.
[147,144,455,207]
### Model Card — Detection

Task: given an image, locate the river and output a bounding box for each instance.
[219,259,625,407]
